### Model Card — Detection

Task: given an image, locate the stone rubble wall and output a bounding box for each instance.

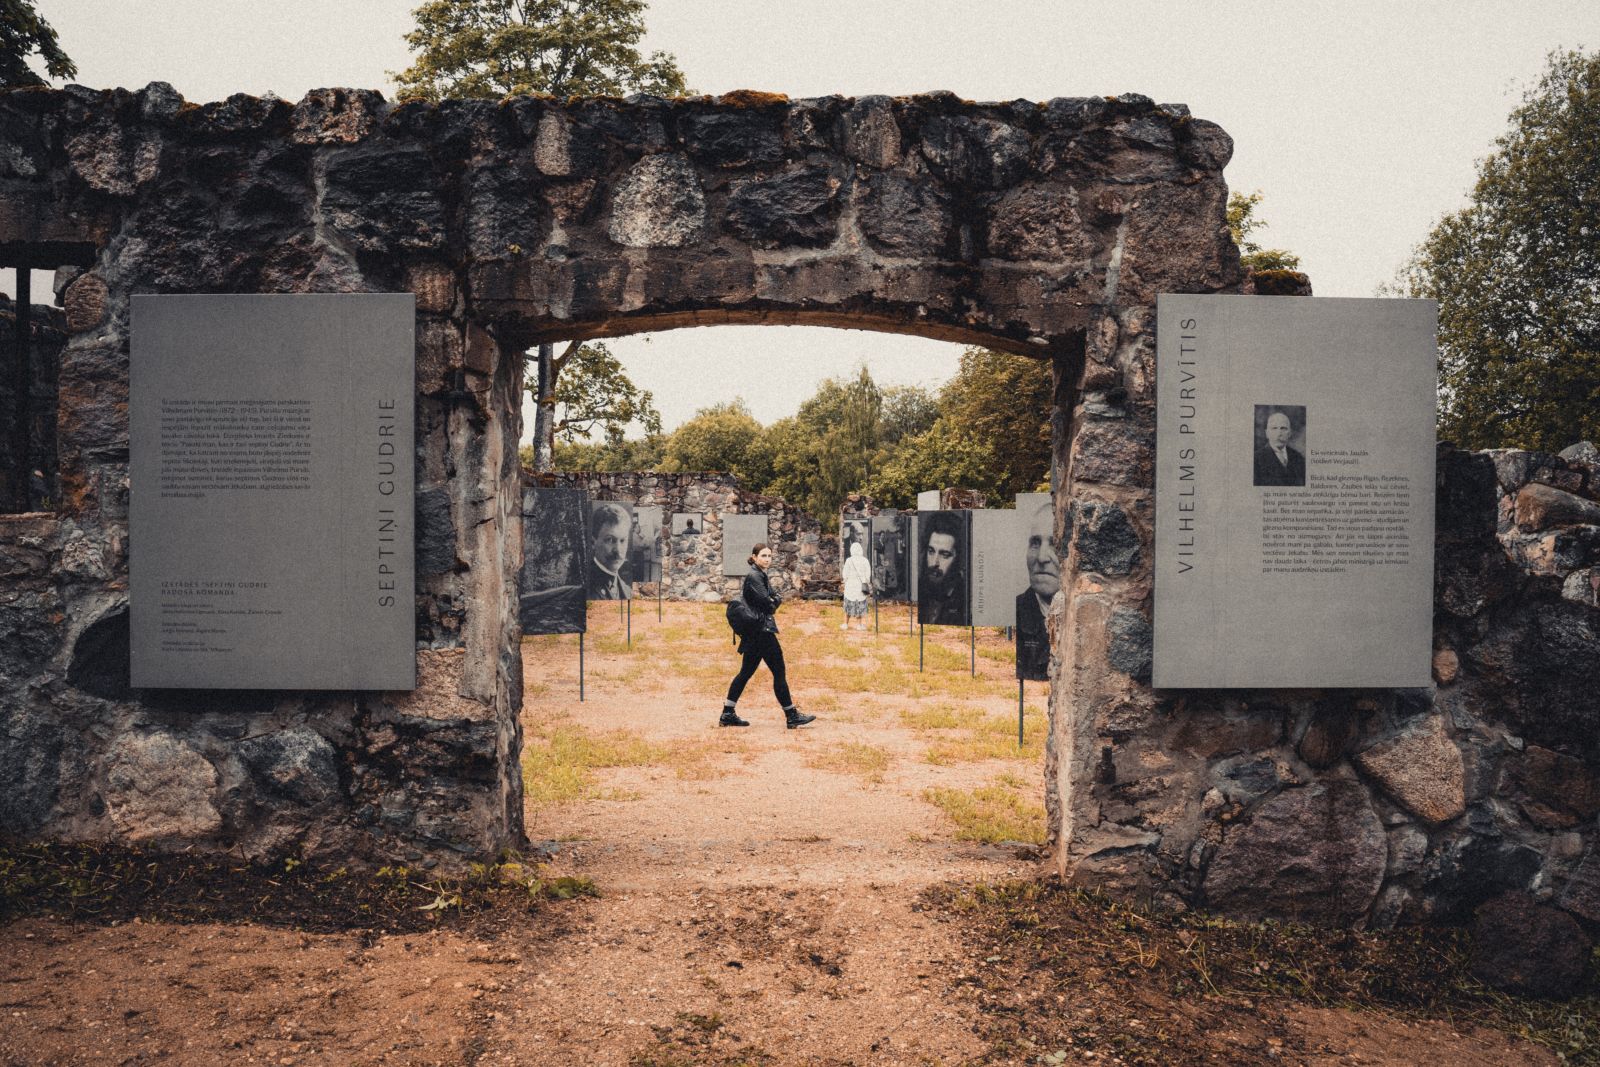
[7,82,1240,868]
[1052,337,1600,935]
[531,469,841,599]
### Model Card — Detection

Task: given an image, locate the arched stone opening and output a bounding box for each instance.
[0,83,1242,889]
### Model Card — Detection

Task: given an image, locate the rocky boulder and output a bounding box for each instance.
[1203,775,1386,926]
[1352,715,1466,825]
[1471,892,1592,998]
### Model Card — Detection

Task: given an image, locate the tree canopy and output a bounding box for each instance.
[393,0,689,101]
[1226,191,1301,273]
[557,347,1053,528]
[1,0,75,88]
[539,340,662,444]
[1392,48,1600,451]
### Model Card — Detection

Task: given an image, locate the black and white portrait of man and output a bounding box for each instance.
[918,510,970,626]
[587,500,633,600]
[1015,500,1057,681]
[1252,405,1308,487]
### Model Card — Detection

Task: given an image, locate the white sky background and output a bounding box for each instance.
[17,0,1600,436]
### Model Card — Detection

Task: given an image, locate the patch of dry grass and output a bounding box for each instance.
[522,721,750,806]
[803,741,893,784]
[923,775,1047,845]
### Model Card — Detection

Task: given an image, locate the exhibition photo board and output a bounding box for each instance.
[1014,493,1055,682]
[520,487,589,635]
[129,294,415,690]
[870,511,910,601]
[631,505,664,587]
[671,512,703,537]
[721,513,770,577]
[1153,295,1438,688]
[916,510,972,626]
[970,509,1027,628]
[585,499,636,600]
[841,518,870,568]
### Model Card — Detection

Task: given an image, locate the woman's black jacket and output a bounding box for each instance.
[741,564,782,636]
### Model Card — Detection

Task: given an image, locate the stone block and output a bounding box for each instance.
[987,183,1092,262]
[1202,775,1386,926]
[1070,500,1141,576]
[679,111,785,168]
[1353,714,1466,825]
[842,97,902,168]
[1515,483,1600,531]
[104,733,222,841]
[852,173,953,257]
[1105,608,1152,683]
[1472,892,1591,998]
[63,273,109,334]
[725,165,841,249]
[239,728,341,808]
[607,154,706,248]
[291,88,382,144]
[1507,745,1600,830]
[917,115,1029,189]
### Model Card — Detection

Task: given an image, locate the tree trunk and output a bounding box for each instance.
[531,342,554,472]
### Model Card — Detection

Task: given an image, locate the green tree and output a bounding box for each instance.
[935,347,1052,500]
[535,340,661,450]
[549,432,664,471]
[1392,49,1600,451]
[866,417,1001,510]
[658,400,766,481]
[878,384,939,446]
[1226,190,1302,273]
[2,0,75,87]
[393,0,689,102]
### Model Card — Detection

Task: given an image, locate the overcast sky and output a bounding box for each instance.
[20,1,1599,437]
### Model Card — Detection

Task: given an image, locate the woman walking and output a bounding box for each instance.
[720,544,816,729]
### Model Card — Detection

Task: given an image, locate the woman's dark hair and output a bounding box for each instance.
[747,543,770,566]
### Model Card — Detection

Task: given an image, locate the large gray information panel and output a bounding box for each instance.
[721,514,770,577]
[130,295,416,690]
[1153,296,1436,688]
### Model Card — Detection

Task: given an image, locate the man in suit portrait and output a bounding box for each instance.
[588,501,633,599]
[1015,501,1057,681]
[1253,408,1306,487]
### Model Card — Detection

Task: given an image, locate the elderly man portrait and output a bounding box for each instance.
[1252,407,1307,487]
[587,501,633,600]
[1015,501,1058,681]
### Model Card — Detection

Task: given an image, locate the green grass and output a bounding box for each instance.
[923,779,1047,845]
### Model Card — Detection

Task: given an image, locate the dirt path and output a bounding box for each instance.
[0,602,1566,1065]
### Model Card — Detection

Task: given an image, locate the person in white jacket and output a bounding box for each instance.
[840,541,873,632]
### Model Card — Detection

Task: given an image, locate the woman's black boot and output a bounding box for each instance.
[784,707,816,729]
[719,707,750,727]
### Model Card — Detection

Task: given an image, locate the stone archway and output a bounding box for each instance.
[0,84,1239,878]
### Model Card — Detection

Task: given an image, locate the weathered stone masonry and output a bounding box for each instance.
[7,81,1591,929]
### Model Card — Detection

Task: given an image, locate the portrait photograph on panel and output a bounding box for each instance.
[917,510,972,626]
[721,513,770,577]
[671,512,703,537]
[585,498,635,599]
[870,512,908,601]
[630,505,663,586]
[1015,497,1057,681]
[1252,404,1308,487]
[840,519,869,567]
[519,488,589,635]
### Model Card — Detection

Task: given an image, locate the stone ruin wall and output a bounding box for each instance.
[1052,322,1600,930]
[3,81,1595,930]
[531,469,841,599]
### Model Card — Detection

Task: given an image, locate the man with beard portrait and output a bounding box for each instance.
[919,511,968,626]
